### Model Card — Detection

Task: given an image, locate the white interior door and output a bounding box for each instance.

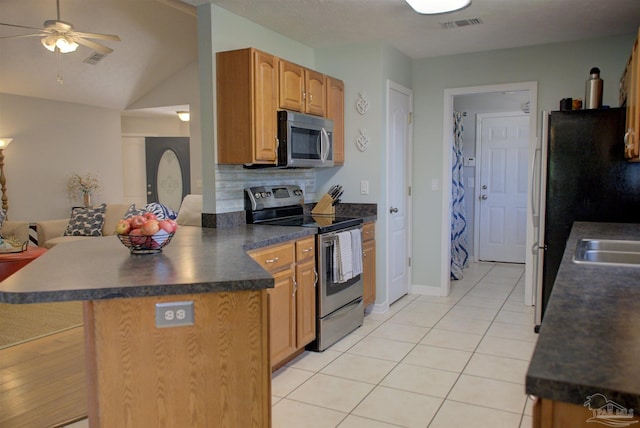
[477,113,529,263]
[387,82,412,304]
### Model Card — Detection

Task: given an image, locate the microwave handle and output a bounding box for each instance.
[321,128,330,162]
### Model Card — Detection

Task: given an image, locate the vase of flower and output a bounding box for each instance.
[67,173,101,206]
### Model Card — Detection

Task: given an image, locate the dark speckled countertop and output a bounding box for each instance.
[0,225,315,304]
[526,221,640,410]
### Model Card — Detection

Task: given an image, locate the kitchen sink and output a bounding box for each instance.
[573,239,640,267]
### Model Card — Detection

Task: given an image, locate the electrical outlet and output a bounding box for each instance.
[155,301,194,328]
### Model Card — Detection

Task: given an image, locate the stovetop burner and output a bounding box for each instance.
[260,214,363,234]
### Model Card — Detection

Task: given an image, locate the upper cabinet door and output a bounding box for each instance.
[305,69,326,117]
[326,76,344,164]
[253,50,278,162]
[216,48,277,165]
[279,60,304,112]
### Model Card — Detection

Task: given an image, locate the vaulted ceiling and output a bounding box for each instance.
[1,0,639,112]
[0,0,197,110]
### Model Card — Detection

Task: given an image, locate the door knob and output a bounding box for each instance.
[482,185,488,190]
[480,195,488,200]
[390,207,399,213]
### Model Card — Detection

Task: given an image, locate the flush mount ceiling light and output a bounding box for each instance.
[177,111,190,122]
[406,0,471,14]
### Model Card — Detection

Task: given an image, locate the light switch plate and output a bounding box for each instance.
[360,180,369,195]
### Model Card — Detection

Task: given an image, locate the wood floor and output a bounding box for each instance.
[0,326,87,428]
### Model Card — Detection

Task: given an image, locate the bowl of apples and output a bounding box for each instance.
[115,213,178,254]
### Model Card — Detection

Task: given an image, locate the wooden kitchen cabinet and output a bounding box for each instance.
[532,397,640,427]
[295,236,317,348]
[249,236,317,370]
[278,59,326,116]
[217,48,278,165]
[362,222,376,307]
[623,27,640,161]
[326,76,345,165]
[248,241,295,368]
[268,269,297,367]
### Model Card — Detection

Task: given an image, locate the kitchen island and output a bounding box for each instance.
[0,225,315,428]
[526,221,640,427]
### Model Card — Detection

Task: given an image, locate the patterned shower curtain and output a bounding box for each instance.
[451,111,469,280]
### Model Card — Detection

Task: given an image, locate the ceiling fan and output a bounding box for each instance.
[0,0,120,55]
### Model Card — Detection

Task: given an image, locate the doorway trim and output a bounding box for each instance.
[442,81,538,304]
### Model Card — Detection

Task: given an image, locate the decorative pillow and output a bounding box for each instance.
[63,203,107,236]
[144,202,178,220]
[124,203,145,219]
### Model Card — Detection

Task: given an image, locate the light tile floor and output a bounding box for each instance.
[66,261,536,428]
[271,262,537,428]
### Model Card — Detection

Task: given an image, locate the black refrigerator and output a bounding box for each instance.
[533,108,640,327]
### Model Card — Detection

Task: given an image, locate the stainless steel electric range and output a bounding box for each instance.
[245,184,364,351]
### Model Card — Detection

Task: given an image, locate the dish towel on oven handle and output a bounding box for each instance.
[336,231,353,282]
[350,228,363,277]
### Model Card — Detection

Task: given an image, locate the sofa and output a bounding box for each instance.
[36,203,130,249]
[36,195,203,249]
[1,221,30,245]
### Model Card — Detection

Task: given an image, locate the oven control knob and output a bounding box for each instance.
[254,192,261,199]
[261,192,268,198]
[267,192,272,197]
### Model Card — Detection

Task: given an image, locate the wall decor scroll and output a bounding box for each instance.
[356,128,369,152]
[356,92,369,115]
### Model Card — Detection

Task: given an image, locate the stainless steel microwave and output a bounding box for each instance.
[277,110,334,168]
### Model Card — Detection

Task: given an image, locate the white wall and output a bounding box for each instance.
[0,93,123,222]
[315,42,412,308]
[411,34,635,291]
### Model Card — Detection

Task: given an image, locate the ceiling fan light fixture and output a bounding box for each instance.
[41,34,78,53]
[177,111,190,122]
[41,35,57,52]
[55,36,78,53]
[405,0,471,14]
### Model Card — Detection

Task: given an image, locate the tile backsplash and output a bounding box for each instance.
[215,165,317,213]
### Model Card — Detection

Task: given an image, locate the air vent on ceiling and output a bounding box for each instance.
[440,18,483,29]
[83,52,107,65]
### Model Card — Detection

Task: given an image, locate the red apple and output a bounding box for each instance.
[129,228,146,246]
[115,219,131,235]
[141,219,160,236]
[129,215,146,229]
[143,212,158,221]
[158,219,177,234]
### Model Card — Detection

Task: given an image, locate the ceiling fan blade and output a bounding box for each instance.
[75,37,113,55]
[74,31,121,42]
[0,22,43,31]
[0,33,45,40]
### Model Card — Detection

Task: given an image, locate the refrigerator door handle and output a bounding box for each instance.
[530,146,542,227]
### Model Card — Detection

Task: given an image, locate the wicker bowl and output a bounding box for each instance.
[117,230,174,254]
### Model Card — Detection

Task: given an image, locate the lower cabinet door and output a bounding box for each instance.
[296,259,317,347]
[268,269,296,367]
[363,239,376,307]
